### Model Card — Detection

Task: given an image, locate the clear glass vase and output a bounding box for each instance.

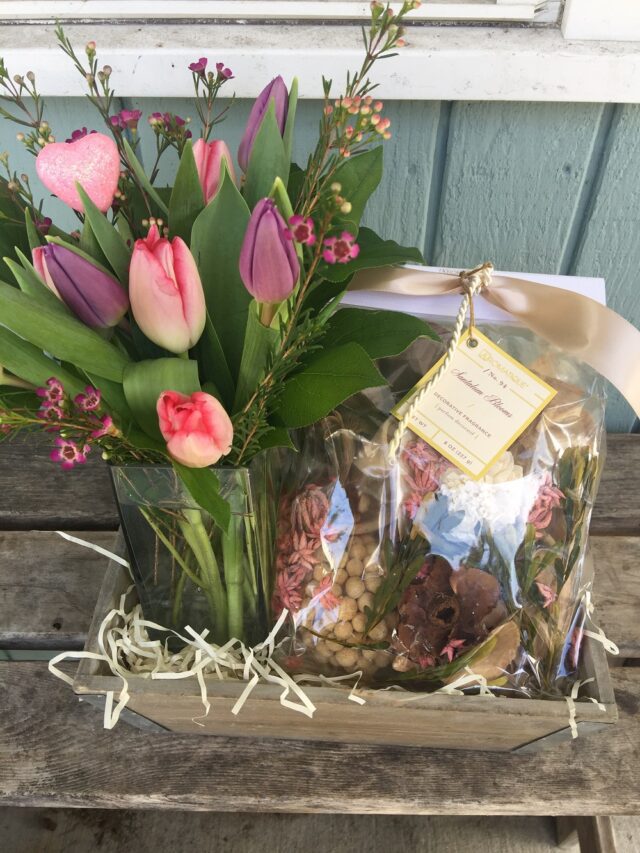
[110,465,267,647]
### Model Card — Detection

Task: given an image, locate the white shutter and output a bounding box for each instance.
[562,0,640,40]
[0,1,555,26]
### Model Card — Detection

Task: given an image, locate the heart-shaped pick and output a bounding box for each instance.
[36,132,120,213]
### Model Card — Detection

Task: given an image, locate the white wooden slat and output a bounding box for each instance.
[562,0,640,41]
[0,1,542,24]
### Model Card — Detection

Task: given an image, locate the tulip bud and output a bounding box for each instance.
[129,225,206,353]
[192,138,236,204]
[33,244,129,328]
[239,198,299,304]
[237,76,288,173]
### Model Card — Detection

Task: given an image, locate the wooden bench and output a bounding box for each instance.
[1,435,639,852]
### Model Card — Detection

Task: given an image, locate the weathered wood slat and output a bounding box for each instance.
[1,435,639,533]
[0,531,115,650]
[0,661,638,813]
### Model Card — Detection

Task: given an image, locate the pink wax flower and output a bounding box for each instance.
[91,414,114,439]
[74,386,101,411]
[215,62,234,79]
[129,224,206,353]
[36,377,65,404]
[528,473,564,537]
[535,580,557,609]
[157,390,233,468]
[37,402,64,423]
[35,215,52,235]
[65,127,95,143]
[189,57,208,75]
[109,109,142,131]
[50,438,90,470]
[401,439,450,519]
[322,232,360,265]
[285,215,316,246]
[192,138,236,203]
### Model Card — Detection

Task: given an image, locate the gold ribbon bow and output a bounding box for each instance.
[350,263,640,419]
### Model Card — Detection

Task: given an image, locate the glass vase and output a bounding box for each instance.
[110,465,267,647]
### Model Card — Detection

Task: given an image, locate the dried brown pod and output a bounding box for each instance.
[450,566,507,639]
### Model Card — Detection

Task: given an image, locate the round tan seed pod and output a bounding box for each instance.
[338,597,358,621]
[335,647,359,668]
[357,591,375,613]
[305,581,317,598]
[313,564,326,582]
[374,651,390,668]
[362,649,377,662]
[345,577,365,599]
[334,621,353,641]
[335,567,348,586]
[331,582,343,599]
[326,639,343,653]
[302,607,316,628]
[392,654,413,672]
[350,541,366,560]
[346,557,364,577]
[314,641,333,659]
[352,612,367,634]
[364,574,382,593]
[367,621,388,642]
[302,630,315,650]
[320,621,336,636]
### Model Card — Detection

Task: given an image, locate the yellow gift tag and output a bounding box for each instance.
[393,329,556,479]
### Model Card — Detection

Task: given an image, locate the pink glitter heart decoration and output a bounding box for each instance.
[36,132,120,213]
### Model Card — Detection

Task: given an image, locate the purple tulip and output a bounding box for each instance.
[239,199,299,303]
[33,244,129,328]
[237,76,289,173]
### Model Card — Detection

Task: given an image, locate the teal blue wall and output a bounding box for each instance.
[3,98,639,430]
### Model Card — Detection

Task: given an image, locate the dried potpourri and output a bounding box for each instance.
[270,329,606,698]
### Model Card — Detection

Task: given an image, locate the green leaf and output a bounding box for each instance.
[324,307,438,359]
[0,325,86,396]
[191,166,251,381]
[0,280,129,381]
[321,227,424,283]
[5,251,70,314]
[233,301,280,412]
[122,138,169,216]
[169,141,205,243]
[123,357,201,438]
[331,147,383,231]
[276,342,386,428]
[193,312,235,410]
[79,217,110,269]
[282,77,298,165]
[259,426,295,451]
[24,208,44,251]
[77,185,131,284]
[243,99,289,210]
[173,462,231,533]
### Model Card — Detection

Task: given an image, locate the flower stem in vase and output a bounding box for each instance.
[222,516,245,642]
[180,508,228,643]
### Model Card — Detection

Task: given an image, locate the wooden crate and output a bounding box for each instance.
[74,543,618,753]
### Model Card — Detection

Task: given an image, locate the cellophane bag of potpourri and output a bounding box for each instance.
[269,325,606,697]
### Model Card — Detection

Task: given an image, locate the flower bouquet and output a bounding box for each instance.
[0,2,433,647]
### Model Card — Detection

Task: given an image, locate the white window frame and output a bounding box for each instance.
[0,1,639,101]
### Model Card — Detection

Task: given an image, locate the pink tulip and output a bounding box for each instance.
[157,390,234,468]
[129,225,206,353]
[192,138,236,203]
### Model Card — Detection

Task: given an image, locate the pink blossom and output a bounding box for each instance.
[36,377,65,404]
[323,232,360,265]
[285,215,316,246]
[35,215,52,235]
[91,414,114,439]
[272,570,304,616]
[74,386,101,411]
[215,62,234,79]
[50,438,90,470]
[535,580,557,609]
[440,638,466,663]
[65,127,96,143]
[189,57,208,75]
[528,473,564,536]
[401,439,450,519]
[418,654,436,669]
[37,402,64,422]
